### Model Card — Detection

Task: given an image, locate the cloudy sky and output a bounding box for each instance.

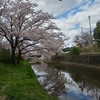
[33,0,100,47]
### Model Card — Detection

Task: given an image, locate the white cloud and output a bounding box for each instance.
[33,0,82,16]
[32,0,100,47]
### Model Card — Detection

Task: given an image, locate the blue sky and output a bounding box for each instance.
[56,0,95,19]
[67,90,93,100]
[33,0,100,46]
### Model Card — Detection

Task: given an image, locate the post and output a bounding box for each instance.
[88,15,92,45]
[81,27,83,33]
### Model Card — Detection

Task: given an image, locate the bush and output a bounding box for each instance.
[0,49,11,63]
[68,46,80,55]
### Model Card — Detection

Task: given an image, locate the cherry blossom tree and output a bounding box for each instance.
[0,0,65,64]
[0,0,7,16]
[74,31,92,48]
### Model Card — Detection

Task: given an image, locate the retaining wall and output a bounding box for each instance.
[52,54,100,68]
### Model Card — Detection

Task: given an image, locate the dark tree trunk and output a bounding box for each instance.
[17,49,21,64]
[10,36,19,64]
[11,47,16,64]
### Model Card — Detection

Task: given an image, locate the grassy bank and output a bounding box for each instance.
[0,60,58,100]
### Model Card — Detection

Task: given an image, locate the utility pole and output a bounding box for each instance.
[81,27,83,33]
[88,15,92,35]
[88,15,92,45]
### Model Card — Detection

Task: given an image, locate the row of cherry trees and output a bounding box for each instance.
[0,0,66,64]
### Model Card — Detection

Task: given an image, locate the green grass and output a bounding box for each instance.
[0,60,58,100]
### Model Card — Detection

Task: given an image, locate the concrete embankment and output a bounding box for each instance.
[52,54,100,68]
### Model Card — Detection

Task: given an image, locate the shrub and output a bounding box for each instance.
[68,46,80,56]
[0,49,11,63]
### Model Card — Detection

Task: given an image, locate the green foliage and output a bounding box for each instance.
[0,60,58,100]
[68,46,80,55]
[93,20,100,46]
[0,49,10,63]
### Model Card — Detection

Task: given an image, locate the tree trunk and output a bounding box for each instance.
[17,49,21,64]
[11,47,16,64]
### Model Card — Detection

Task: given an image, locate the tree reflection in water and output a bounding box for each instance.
[32,63,100,100]
[32,64,70,96]
[39,68,69,96]
[79,81,100,100]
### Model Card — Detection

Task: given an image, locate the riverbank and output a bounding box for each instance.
[0,60,58,100]
[52,54,100,68]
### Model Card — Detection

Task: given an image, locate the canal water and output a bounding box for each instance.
[32,62,100,100]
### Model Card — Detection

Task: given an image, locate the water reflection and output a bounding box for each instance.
[48,62,100,100]
[32,64,69,97]
[78,81,100,100]
[32,62,100,100]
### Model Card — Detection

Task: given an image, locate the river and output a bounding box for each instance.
[32,61,100,100]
